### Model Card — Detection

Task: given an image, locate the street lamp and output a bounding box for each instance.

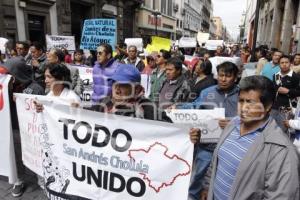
[151,10,161,36]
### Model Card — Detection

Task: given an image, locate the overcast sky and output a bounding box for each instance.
[212,0,246,39]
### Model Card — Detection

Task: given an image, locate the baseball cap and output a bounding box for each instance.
[110,64,141,83]
[0,56,33,83]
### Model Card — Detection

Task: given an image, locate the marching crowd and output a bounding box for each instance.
[0,40,300,200]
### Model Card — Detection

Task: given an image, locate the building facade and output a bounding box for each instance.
[182,0,202,37]
[0,0,142,48]
[138,0,176,43]
[173,0,185,39]
[243,0,300,54]
[212,16,223,39]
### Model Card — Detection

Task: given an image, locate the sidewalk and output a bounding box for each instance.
[0,169,47,200]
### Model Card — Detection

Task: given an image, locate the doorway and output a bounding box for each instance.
[28,14,46,46]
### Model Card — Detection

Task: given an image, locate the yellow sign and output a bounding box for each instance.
[145,36,171,53]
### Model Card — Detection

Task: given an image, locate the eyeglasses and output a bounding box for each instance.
[97,51,104,55]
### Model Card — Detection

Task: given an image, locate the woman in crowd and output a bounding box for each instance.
[36,63,80,109]
[72,49,85,66]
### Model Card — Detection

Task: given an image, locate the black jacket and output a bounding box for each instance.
[189,74,217,102]
[273,71,300,109]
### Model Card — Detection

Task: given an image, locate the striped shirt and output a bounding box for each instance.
[213,117,268,200]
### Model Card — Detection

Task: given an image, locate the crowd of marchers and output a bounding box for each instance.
[0,41,299,200]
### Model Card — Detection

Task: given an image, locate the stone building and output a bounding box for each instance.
[243,0,300,54]
[0,0,142,48]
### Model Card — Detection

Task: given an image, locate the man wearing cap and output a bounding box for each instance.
[90,63,200,143]
[92,43,119,103]
[0,56,44,197]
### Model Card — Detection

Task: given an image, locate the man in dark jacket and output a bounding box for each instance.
[28,42,47,87]
[124,45,145,72]
[271,55,300,131]
[159,57,191,109]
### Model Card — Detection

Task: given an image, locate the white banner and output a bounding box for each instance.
[204,40,224,50]
[15,94,193,200]
[46,35,76,51]
[0,75,18,184]
[166,109,225,143]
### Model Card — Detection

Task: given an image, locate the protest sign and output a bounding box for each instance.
[197,32,209,46]
[125,38,143,52]
[166,108,225,143]
[0,75,18,184]
[209,56,243,79]
[141,74,151,98]
[0,37,8,54]
[205,40,224,50]
[178,37,197,48]
[80,19,117,50]
[145,36,171,53]
[242,62,257,78]
[76,65,93,103]
[46,35,75,51]
[15,94,193,200]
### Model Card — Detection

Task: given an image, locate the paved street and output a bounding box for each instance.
[0,169,47,200]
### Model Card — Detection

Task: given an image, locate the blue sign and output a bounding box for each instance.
[80,19,117,50]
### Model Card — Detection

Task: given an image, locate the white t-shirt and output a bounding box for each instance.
[47,88,81,105]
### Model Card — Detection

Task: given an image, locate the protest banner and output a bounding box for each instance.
[178,37,197,48]
[15,94,193,200]
[125,38,143,52]
[46,35,76,51]
[80,19,117,50]
[166,108,225,143]
[0,75,18,184]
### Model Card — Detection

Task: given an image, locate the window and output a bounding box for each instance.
[161,0,167,14]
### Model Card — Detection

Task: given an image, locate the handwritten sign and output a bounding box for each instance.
[46,35,75,51]
[166,109,225,143]
[80,19,117,50]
